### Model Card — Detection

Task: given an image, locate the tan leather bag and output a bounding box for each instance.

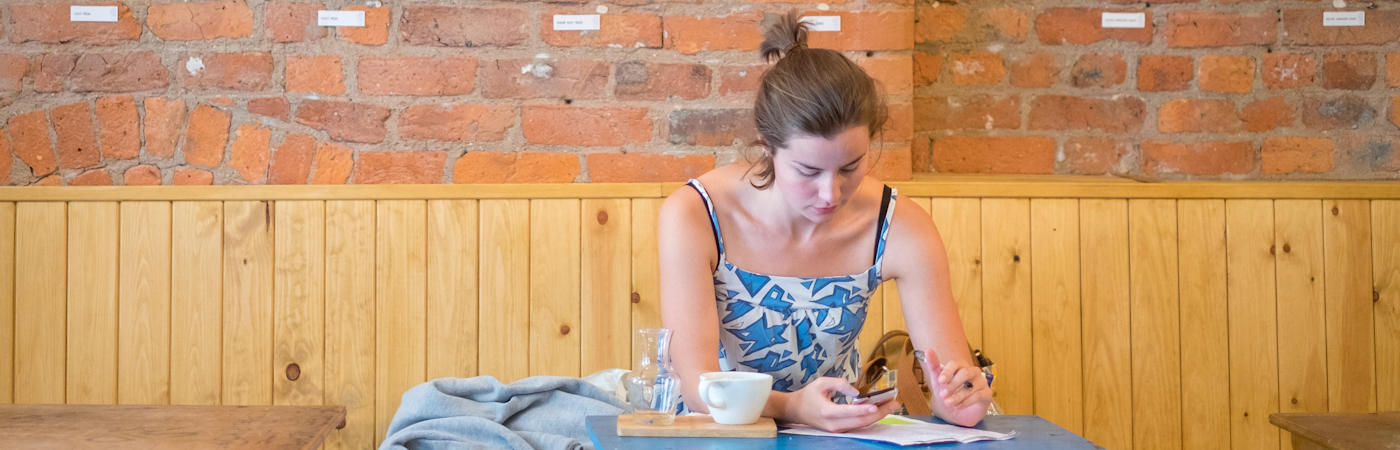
[855,330,932,415]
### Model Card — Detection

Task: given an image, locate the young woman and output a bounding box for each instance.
[658,12,992,433]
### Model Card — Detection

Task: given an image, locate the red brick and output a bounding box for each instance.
[248,97,289,122]
[478,59,609,100]
[1158,99,1240,133]
[586,153,714,182]
[95,95,139,160]
[453,152,581,183]
[1301,96,1376,130]
[806,10,914,51]
[541,12,661,49]
[286,55,345,95]
[401,7,528,47]
[1321,52,1377,90]
[1393,97,1400,130]
[979,7,1032,43]
[1036,8,1153,45]
[663,12,763,55]
[522,106,651,146]
[1143,141,1255,176]
[229,124,270,182]
[914,52,942,86]
[869,147,912,182]
[353,151,446,184]
[0,130,10,184]
[400,104,514,142]
[1199,55,1255,94]
[1138,55,1192,92]
[1007,52,1057,88]
[338,6,390,46]
[183,104,230,167]
[1389,53,1400,87]
[1239,97,1294,132]
[930,136,1056,174]
[123,165,160,185]
[358,57,476,96]
[1062,137,1130,175]
[912,136,933,173]
[310,142,353,184]
[1263,54,1317,90]
[34,176,61,186]
[71,168,113,186]
[148,1,254,41]
[179,53,273,91]
[52,102,100,169]
[1262,137,1333,175]
[916,5,1029,44]
[35,52,168,93]
[8,111,56,176]
[143,97,185,159]
[0,54,28,92]
[860,56,913,96]
[1029,95,1146,133]
[296,100,391,144]
[719,65,766,97]
[882,102,913,143]
[268,133,315,185]
[615,62,711,101]
[667,109,756,146]
[210,96,234,108]
[949,52,1005,85]
[915,4,966,44]
[10,2,140,44]
[266,2,323,43]
[915,94,1020,131]
[1070,53,1126,88]
[173,167,213,185]
[1166,11,1275,48]
[1283,9,1400,46]
[1335,136,1400,173]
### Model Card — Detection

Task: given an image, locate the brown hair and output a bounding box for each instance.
[748,10,888,189]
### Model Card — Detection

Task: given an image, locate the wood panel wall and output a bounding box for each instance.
[1,179,1398,450]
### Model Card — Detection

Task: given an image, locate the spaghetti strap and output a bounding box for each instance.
[686,179,726,257]
[873,186,898,272]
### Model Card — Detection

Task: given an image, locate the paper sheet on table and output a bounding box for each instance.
[779,415,1015,446]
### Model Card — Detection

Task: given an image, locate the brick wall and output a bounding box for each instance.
[0,1,1396,186]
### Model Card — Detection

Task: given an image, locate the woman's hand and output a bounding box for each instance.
[924,357,992,427]
[781,377,901,433]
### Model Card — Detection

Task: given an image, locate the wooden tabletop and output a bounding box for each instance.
[1269,412,1400,450]
[0,404,347,450]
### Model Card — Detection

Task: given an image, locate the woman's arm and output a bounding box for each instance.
[881,196,991,426]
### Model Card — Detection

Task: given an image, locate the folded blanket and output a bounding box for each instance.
[379,375,630,450]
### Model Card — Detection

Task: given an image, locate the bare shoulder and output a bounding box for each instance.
[883,193,947,279]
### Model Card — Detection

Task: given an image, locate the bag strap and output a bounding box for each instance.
[895,339,932,415]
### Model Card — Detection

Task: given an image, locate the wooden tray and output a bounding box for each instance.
[615,414,777,438]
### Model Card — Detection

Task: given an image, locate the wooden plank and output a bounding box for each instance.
[1177,200,1231,450]
[630,198,663,356]
[1226,199,1280,450]
[324,200,376,450]
[223,201,274,406]
[927,198,982,351]
[375,200,427,444]
[581,199,632,375]
[1323,200,1376,412]
[427,200,479,379]
[1079,199,1132,450]
[1029,199,1081,434]
[118,202,172,405]
[530,199,582,377]
[15,202,66,404]
[479,199,531,381]
[0,183,667,202]
[1274,200,1329,432]
[0,404,346,450]
[889,179,1400,200]
[1127,199,1181,449]
[171,202,223,406]
[0,203,12,403]
[273,201,325,406]
[65,202,118,404]
[980,198,1032,414]
[1374,201,1400,411]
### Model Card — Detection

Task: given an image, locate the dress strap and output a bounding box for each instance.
[873,185,897,267]
[686,179,726,257]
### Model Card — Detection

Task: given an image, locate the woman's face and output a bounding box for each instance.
[770,125,871,224]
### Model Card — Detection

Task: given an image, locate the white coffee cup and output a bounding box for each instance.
[697,371,772,425]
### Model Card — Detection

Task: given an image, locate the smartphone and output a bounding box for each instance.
[852,386,898,405]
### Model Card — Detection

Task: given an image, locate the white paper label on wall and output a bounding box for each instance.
[1322,11,1365,27]
[801,16,841,32]
[317,10,366,27]
[553,14,601,31]
[1100,12,1146,29]
[70,6,119,23]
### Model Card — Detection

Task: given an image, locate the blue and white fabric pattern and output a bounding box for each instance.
[687,179,896,393]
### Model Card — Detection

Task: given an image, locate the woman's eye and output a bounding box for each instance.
[840,167,857,174]
[798,170,818,177]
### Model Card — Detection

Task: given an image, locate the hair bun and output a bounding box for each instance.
[760,10,809,63]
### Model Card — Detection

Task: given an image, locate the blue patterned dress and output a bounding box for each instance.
[686,179,897,393]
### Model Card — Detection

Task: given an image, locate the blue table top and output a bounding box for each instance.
[586,415,1101,449]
